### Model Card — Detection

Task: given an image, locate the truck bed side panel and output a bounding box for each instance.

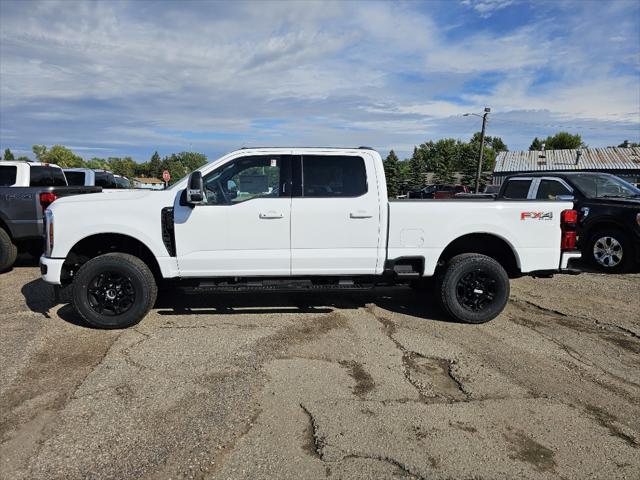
[388,200,573,275]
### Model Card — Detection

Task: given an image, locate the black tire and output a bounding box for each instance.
[0,228,18,273]
[586,229,635,273]
[72,253,157,329]
[437,253,510,324]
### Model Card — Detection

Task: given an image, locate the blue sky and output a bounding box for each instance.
[1,0,639,162]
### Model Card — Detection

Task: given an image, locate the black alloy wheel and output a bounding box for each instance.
[455,269,497,312]
[87,271,136,316]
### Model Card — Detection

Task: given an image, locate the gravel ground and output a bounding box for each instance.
[1,257,639,480]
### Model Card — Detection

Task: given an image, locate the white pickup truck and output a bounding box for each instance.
[40,147,581,328]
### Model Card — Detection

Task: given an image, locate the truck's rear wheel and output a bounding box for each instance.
[72,253,157,329]
[586,229,635,273]
[0,228,18,273]
[438,253,509,324]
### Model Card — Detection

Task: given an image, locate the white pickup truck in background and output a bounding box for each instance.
[40,147,581,328]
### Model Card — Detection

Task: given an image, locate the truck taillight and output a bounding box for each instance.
[39,192,57,211]
[45,209,54,256]
[560,209,577,251]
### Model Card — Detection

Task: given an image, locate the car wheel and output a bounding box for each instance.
[72,253,157,329]
[0,228,18,273]
[438,253,510,324]
[587,229,634,273]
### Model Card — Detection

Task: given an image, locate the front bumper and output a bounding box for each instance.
[40,256,65,285]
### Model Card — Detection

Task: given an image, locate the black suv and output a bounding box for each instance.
[499,172,640,273]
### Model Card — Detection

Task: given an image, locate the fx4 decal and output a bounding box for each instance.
[521,211,553,221]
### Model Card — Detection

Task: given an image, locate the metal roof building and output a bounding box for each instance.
[493,147,640,185]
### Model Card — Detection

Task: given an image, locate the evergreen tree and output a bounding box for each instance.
[148,151,162,178]
[529,137,543,151]
[3,148,15,161]
[383,150,400,197]
[408,147,426,190]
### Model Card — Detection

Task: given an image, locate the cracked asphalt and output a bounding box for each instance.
[1,257,639,480]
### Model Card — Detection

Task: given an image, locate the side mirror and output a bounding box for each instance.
[186,171,204,205]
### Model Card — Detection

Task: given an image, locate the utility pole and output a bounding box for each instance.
[475,107,490,193]
[463,107,491,193]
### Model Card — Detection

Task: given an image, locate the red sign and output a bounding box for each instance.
[162,170,170,182]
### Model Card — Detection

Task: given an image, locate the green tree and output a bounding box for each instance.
[107,157,136,178]
[487,136,507,152]
[32,145,48,161]
[545,131,585,149]
[40,145,85,168]
[86,157,110,170]
[383,150,400,197]
[407,147,427,190]
[148,151,162,178]
[3,148,15,161]
[173,151,208,172]
[161,156,188,185]
[459,132,497,188]
[533,132,585,150]
[618,140,639,148]
[529,137,543,151]
[16,156,31,161]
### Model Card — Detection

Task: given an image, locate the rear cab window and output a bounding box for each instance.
[502,179,532,199]
[301,155,367,197]
[29,166,67,187]
[0,165,18,186]
[535,179,572,200]
[64,171,86,186]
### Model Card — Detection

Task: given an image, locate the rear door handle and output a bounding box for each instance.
[349,211,372,219]
[259,211,284,219]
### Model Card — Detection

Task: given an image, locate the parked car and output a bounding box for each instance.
[40,147,580,329]
[64,168,118,189]
[0,161,100,271]
[408,184,470,199]
[499,172,640,272]
[113,174,131,189]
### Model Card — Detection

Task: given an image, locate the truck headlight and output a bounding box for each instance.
[45,209,54,256]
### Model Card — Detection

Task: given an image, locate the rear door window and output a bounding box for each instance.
[301,155,367,197]
[64,171,86,186]
[0,165,17,186]
[29,166,67,186]
[502,179,532,199]
[536,179,572,200]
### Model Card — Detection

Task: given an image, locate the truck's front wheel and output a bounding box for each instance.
[438,253,510,324]
[72,253,157,329]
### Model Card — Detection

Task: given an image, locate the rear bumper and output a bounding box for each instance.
[528,251,582,278]
[560,251,582,270]
[40,256,65,285]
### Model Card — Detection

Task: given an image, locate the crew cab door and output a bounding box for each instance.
[290,154,381,275]
[173,154,292,276]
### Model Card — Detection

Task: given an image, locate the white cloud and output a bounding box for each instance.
[461,0,517,18]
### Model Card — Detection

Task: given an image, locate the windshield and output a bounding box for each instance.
[571,174,640,199]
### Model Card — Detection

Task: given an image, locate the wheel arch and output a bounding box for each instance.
[63,233,162,283]
[436,232,521,277]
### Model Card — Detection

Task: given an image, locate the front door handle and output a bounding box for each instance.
[349,211,373,219]
[259,211,284,219]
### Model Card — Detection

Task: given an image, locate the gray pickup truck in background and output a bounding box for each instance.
[0,161,100,271]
